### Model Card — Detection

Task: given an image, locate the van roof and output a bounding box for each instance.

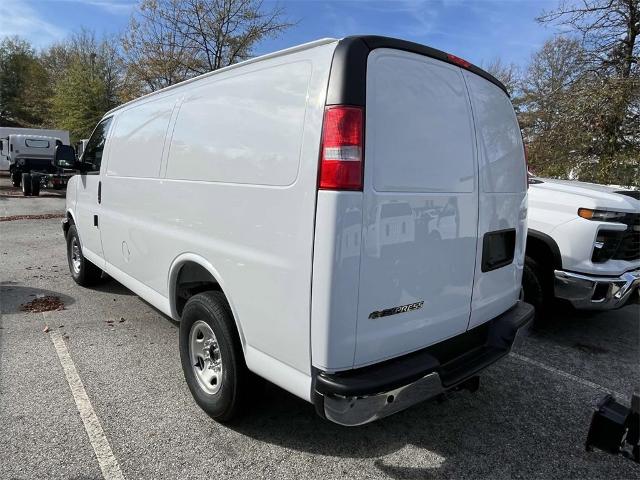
[105,37,339,116]
[105,35,508,117]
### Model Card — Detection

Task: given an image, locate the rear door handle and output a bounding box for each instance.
[98,181,102,204]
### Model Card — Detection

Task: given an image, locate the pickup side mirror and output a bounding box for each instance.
[54,144,82,170]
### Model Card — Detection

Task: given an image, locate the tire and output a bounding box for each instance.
[30,175,40,196]
[22,173,32,196]
[66,224,103,286]
[180,291,249,422]
[11,172,21,187]
[522,256,552,321]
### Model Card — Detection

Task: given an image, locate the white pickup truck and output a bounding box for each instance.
[523,178,640,315]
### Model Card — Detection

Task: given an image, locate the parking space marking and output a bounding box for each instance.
[510,352,629,402]
[47,319,125,480]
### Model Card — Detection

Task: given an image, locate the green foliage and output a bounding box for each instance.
[51,58,110,141]
[47,30,123,142]
[0,37,51,127]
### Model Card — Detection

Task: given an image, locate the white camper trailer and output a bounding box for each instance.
[0,127,69,172]
[1,134,76,195]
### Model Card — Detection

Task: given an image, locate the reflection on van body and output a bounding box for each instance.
[365,201,415,258]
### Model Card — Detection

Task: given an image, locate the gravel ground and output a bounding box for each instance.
[0,177,638,479]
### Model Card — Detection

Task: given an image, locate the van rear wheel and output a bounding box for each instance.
[66,225,104,286]
[179,291,248,422]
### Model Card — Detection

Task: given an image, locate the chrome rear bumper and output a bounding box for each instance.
[314,301,534,426]
[554,269,640,310]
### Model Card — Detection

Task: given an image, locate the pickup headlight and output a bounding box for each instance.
[578,208,627,222]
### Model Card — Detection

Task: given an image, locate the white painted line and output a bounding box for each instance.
[47,320,125,480]
[510,352,629,402]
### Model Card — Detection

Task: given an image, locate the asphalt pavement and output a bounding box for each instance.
[1,176,638,479]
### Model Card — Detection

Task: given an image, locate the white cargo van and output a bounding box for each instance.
[61,36,533,426]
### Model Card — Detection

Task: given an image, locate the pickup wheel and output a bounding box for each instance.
[66,225,103,286]
[180,291,248,423]
[22,173,32,196]
[522,256,552,321]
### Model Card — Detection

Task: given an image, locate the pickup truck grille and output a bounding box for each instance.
[612,213,640,261]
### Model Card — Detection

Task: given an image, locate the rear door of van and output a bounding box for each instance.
[355,49,479,367]
[463,71,527,329]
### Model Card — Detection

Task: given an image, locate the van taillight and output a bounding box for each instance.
[319,106,363,191]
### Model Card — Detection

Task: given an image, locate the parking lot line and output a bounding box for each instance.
[510,352,629,402]
[46,316,125,480]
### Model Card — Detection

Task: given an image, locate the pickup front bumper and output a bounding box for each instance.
[554,268,640,310]
[312,301,534,426]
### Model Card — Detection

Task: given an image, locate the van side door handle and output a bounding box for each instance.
[98,181,102,204]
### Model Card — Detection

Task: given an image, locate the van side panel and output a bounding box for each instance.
[311,191,363,371]
[98,44,336,389]
[99,96,178,288]
[463,71,527,328]
[165,61,312,186]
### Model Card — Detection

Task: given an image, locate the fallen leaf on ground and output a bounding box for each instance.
[21,296,65,313]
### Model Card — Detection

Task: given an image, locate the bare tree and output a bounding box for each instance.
[122,0,293,94]
[121,0,196,94]
[483,57,520,98]
[538,0,639,78]
[534,1,639,184]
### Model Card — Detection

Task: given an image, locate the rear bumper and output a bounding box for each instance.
[312,301,534,426]
[554,268,640,310]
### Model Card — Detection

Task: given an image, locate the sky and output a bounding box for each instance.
[2,0,563,69]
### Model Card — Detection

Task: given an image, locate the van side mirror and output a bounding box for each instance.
[54,144,82,170]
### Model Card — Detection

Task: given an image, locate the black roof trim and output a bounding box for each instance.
[326,35,508,107]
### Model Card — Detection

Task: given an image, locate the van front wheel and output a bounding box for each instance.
[179,291,248,422]
[66,225,103,286]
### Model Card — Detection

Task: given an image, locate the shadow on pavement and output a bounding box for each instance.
[226,304,639,478]
[91,276,136,296]
[0,282,76,314]
[528,303,639,356]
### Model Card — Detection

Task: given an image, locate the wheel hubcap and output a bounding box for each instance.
[71,238,81,274]
[189,320,223,395]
